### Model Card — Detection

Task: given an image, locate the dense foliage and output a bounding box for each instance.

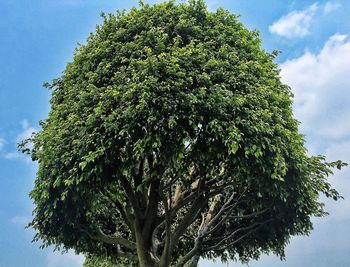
[25,1,346,266]
[83,254,134,267]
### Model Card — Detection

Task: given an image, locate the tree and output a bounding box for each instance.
[24,1,346,267]
[83,254,135,267]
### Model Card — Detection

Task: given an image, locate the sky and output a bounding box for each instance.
[0,0,349,266]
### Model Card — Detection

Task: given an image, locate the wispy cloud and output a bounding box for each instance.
[269,3,318,38]
[0,137,6,150]
[3,119,37,162]
[16,119,36,143]
[47,250,84,267]
[324,1,341,14]
[10,216,30,225]
[4,151,25,160]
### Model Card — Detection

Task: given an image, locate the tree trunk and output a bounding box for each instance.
[135,222,158,267]
[189,255,200,267]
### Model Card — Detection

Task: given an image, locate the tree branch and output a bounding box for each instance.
[98,187,135,237]
[201,188,247,237]
[151,221,165,261]
[80,227,136,251]
[174,237,201,267]
[116,244,139,262]
[203,219,273,252]
[169,193,210,257]
[133,159,147,210]
[119,175,143,221]
[161,178,221,223]
[142,179,160,240]
[159,186,172,267]
[174,193,224,267]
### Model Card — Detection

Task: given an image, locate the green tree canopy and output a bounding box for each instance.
[25,1,346,266]
[83,254,135,267]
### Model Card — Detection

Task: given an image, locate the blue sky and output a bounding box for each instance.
[0,0,349,266]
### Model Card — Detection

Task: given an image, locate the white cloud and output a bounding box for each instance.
[324,1,341,14]
[4,151,26,160]
[280,33,350,137]
[0,137,6,150]
[3,119,37,162]
[10,215,30,225]
[322,141,350,222]
[269,3,318,38]
[47,250,85,267]
[280,34,350,223]
[17,119,36,143]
